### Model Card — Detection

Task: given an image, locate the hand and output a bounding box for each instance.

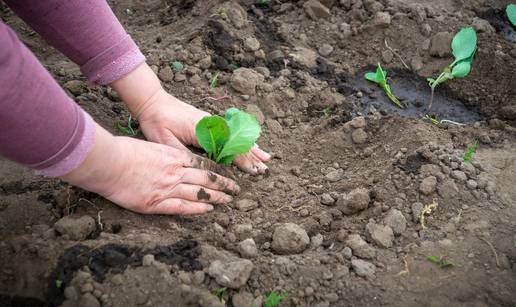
[110,63,271,175]
[62,124,239,215]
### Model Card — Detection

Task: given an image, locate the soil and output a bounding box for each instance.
[1,1,516,307]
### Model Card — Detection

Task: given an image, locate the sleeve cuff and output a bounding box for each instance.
[81,35,145,85]
[35,110,96,177]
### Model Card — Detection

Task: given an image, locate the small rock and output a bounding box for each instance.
[383,209,407,235]
[336,188,370,215]
[419,176,437,195]
[325,169,344,182]
[230,68,264,95]
[381,50,393,63]
[232,291,255,307]
[268,50,285,61]
[243,37,260,52]
[289,47,319,68]
[320,193,336,206]
[238,238,258,258]
[304,0,332,19]
[142,254,155,266]
[340,22,352,37]
[438,180,459,199]
[373,12,391,27]
[421,23,432,36]
[351,128,368,144]
[198,56,212,69]
[466,180,478,190]
[311,233,324,248]
[365,222,394,248]
[451,170,467,182]
[78,293,100,307]
[342,247,352,259]
[472,17,495,33]
[174,73,186,82]
[318,44,334,56]
[54,216,96,241]
[345,234,376,259]
[64,80,86,96]
[351,259,376,277]
[349,116,366,128]
[429,32,453,57]
[412,202,424,223]
[158,65,174,82]
[208,259,254,289]
[271,223,310,254]
[236,199,259,212]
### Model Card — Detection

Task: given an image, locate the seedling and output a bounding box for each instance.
[117,114,137,136]
[507,4,516,27]
[462,140,478,163]
[420,199,438,229]
[55,279,63,289]
[264,291,289,307]
[210,72,220,88]
[364,63,406,108]
[213,287,226,301]
[427,255,454,269]
[195,108,261,166]
[256,0,269,7]
[170,61,183,73]
[423,115,465,127]
[321,107,332,117]
[424,114,440,126]
[427,28,477,109]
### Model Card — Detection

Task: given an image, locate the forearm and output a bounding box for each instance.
[0,22,95,177]
[4,0,145,85]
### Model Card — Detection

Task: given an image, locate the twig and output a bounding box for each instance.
[480,237,500,267]
[97,210,104,231]
[440,120,465,126]
[384,39,409,69]
[199,89,230,102]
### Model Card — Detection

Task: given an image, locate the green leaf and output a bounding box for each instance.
[264,291,289,307]
[55,280,63,289]
[216,111,261,162]
[365,72,380,83]
[376,63,387,85]
[170,61,183,72]
[451,60,471,78]
[195,116,230,158]
[219,155,236,166]
[507,4,516,27]
[451,27,477,65]
[427,255,441,264]
[225,107,240,121]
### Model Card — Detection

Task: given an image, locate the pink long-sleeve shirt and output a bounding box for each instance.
[0,0,145,176]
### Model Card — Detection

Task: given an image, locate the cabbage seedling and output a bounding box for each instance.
[427,27,477,109]
[364,63,406,108]
[117,115,137,136]
[462,140,478,163]
[264,291,289,307]
[507,4,516,27]
[195,108,261,165]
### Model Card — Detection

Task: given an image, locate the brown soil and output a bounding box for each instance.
[1,1,516,307]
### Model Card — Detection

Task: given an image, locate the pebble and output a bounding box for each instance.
[318,44,334,56]
[53,216,96,241]
[207,258,254,289]
[345,234,376,259]
[365,222,394,248]
[342,246,353,259]
[383,209,407,235]
[336,188,370,215]
[466,180,478,190]
[472,17,495,33]
[230,68,264,95]
[236,199,259,212]
[304,0,332,19]
[238,238,258,258]
[325,169,344,182]
[451,170,467,182]
[158,65,174,82]
[373,11,391,27]
[351,128,368,144]
[142,254,155,266]
[320,193,336,206]
[349,116,366,128]
[64,80,86,96]
[429,32,453,57]
[311,234,324,248]
[243,37,260,52]
[351,259,376,277]
[339,22,352,37]
[271,223,310,254]
[419,176,437,195]
[232,291,255,307]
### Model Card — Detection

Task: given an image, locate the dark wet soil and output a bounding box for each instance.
[480,8,516,43]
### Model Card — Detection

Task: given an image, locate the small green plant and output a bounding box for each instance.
[256,0,269,7]
[195,108,261,165]
[117,114,137,136]
[210,72,220,88]
[424,114,440,125]
[264,291,289,307]
[364,63,405,108]
[462,140,478,163]
[170,61,183,73]
[507,4,516,27]
[55,279,63,289]
[427,255,454,268]
[213,287,227,301]
[427,27,477,109]
[321,107,332,117]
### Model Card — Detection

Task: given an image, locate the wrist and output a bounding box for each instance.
[110,62,163,119]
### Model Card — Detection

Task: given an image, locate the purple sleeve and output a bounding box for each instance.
[0,22,95,177]
[4,0,145,85]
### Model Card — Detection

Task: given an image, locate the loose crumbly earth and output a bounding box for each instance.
[1,1,516,306]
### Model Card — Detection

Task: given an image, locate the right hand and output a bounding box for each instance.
[62,124,239,215]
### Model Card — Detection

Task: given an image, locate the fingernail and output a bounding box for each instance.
[205,204,214,212]
[225,196,233,203]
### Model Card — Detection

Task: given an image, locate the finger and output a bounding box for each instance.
[188,154,236,180]
[163,132,189,151]
[170,183,233,204]
[251,145,272,162]
[149,199,214,215]
[233,152,266,175]
[180,168,240,195]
